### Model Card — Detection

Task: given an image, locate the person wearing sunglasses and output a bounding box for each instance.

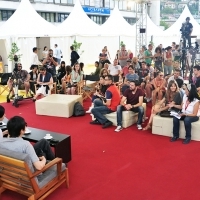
[145,71,166,105]
[7,63,30,98]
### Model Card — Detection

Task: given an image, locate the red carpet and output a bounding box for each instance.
[1,100,200,200]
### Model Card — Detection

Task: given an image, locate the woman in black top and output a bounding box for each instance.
[57,61,66,84]
[154,47,163,72]
[29,65,38,94]
[143,80,182,130]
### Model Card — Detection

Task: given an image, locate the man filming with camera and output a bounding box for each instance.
[7,63,30,97]
[180,17,193,48]
[42,49,58,80]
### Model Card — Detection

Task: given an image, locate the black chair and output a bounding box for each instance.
[0,73,12,95]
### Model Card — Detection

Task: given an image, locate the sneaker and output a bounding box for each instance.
[90,119,101,125]
[137,124,142,130]
[115,126,123,132]
[86,107,92,113]
[102,120,113,129]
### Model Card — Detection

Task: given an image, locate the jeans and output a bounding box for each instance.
[92,95,101,102]
[164,65,173,75]
[117,105,144,126]
[91,99,112,124]
[33,139,55,160]
[173,116,199,139]
[57,58,61,64]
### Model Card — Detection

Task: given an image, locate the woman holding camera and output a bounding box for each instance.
[171,84,200,144]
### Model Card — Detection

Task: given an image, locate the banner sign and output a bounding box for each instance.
[82,6,110,15]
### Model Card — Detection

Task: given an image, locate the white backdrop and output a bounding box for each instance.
[76,35,119,65]
[50,36,75,66]
[17,37,36,72]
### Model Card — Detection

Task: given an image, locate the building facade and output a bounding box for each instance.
[0,0,138,26]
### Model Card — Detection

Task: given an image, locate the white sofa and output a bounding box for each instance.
[152,115,200,141]
[35,94,83,118]
[91,103,146,128]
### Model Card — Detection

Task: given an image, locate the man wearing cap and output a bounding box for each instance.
[181,17,193,48]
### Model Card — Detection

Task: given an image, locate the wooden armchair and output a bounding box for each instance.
[0,148,69,200]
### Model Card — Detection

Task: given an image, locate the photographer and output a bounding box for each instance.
[7,63,30,97]
[180,17,193,48]
[42,49,58,80]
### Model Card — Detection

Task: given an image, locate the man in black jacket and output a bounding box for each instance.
[70,46,80,67]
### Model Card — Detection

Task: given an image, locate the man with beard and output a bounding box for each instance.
[115,80,144,132]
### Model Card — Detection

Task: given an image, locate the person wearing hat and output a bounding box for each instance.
[180,17,193,48]
[163,46,173,76]
[171,84,200,144]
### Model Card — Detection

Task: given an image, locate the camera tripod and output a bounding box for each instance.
[7,79,34,108]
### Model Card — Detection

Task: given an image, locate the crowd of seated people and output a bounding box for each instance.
[86,45,200,144]
[6,44,200,144]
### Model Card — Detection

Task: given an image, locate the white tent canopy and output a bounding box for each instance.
[164,6,200,37]
[57,0,100,36]
[100,6,135,36]
[146,15,164,36]
[0,0,57,37]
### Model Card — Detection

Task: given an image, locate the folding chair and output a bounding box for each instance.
[80,75,100,100]
[0,73,12,95]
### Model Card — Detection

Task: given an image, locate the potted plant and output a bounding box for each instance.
[72,40,84,55]
[8,43,22,62]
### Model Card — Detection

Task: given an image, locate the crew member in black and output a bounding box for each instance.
[181,17,193,48]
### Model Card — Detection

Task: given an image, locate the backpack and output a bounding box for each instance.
[73,102,85,116]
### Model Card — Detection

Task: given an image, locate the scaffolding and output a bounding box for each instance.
[135,0,149,55]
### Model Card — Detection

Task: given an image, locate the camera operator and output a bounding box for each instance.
[180,17,193,48]
[42,49,58,81]
[7,63,30,97]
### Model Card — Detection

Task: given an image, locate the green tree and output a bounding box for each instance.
[162,7,174,14]
[160,21,170,30]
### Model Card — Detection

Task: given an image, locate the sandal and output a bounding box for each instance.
[143,123,152,131]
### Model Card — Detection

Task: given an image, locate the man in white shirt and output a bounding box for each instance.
[31,47,42,65]
[168,69,183,84]
[54,44,62,64]
[108,59,122,77]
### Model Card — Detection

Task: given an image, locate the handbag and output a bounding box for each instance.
[160,110,172,118]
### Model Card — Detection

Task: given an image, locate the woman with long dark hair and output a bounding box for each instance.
[57,61,66,84]
[143,80,182,130]
[61,65,72,94]
[171,84,200,144]
[67,62,83,95]
[154,47,163,72]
